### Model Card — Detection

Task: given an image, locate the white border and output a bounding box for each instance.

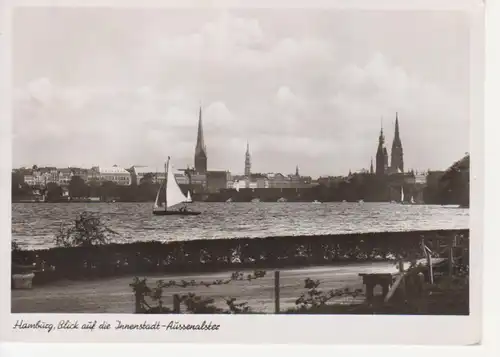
[0,0,493,352]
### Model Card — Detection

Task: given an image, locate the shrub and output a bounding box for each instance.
[55,212,118,247]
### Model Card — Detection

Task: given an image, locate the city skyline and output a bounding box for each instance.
[12,8,470,177]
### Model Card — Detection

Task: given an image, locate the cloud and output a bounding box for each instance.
[12,9,469,175]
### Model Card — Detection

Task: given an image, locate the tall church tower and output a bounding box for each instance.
[375,123,387,175]
[370,157,374,174]
[194,106,207,174]
[244,141,251,177]
[390,113,404,173]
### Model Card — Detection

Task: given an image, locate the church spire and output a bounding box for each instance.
[390,112,404,173]
[379,117,385,144]
[244,141,251,177]
[295,165,299,177]
[195,106,206,153]
[394,112,400,139]
[370,157,374,174]
[376,118,386,175]
[194,105,207,173]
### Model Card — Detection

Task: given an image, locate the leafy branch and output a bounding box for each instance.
[55,212,118,247]
[294,278,363,309]
[130,270,266,314]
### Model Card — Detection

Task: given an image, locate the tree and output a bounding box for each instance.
[55,212,117,247]
[439,155,470,206]
[140,172,154,185]
[87,179,101,198]
[11,172,30,198]
[46,182,62,202]
[100,181,118,201]
[69,176,89,198]
[138,175,158,201]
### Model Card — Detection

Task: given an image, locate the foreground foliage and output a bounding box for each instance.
[130,270,267,314]
[55,212,118,247]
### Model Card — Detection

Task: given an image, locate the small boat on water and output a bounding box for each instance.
[251,198,260,203]
[185,190,192,203]
[277,197,287,203]
[399,186,415,205]
[226,198,233,203]
[153,157,201,216]
[312,200,321,204]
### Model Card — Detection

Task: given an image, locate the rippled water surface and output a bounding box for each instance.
[12,202,469,249]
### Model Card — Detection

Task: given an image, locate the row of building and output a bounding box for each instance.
[15,164,313,193]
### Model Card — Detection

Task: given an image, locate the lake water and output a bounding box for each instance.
[11,202,469,250]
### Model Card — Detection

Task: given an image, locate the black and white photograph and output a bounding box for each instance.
[2,0,484,346]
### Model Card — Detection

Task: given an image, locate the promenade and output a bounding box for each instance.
[11,262,399,313]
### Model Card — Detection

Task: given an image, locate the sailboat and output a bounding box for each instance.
[153,157,201,216]
[399,186,406,204]
[185,190,192,203]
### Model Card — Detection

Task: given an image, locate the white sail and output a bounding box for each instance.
[235,180,240,192]
[186,190,192,203]
[400,187,404,202]
[165,159,188,208]
[410,195,415,204]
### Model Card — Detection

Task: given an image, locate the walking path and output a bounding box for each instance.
[11,262,399,313]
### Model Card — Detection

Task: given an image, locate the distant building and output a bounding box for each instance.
[23,174,35,186]
[70,168,89,182]
[403,174,416,185]
[390,113,404,173]
[174,173,189,185]
[131,166,166,185]
[40,167,59,184]
[266,173,289,188]
[244,142,251,177]
[194,106,208,174]
[23,167,59,186]
[207,171,230,193]
[228,174,245,189]
[375,124,388,175]
[317,176,344,186]
[250,173,269,188]
[375,113,405,176]
[414,173,427,185]
[57,168,73,186]
[190,173,206,188]
[96,166,132,186]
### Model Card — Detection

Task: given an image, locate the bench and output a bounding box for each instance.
[358,273,394,301]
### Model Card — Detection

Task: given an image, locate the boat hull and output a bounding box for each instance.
[153,210,201,216]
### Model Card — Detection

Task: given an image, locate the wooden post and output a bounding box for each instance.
[398,259,406,298]
[134,291,142,313]
[274,271,280,314]
[398,260,404,273]
[421,239,433,284]
[173,294,181,313]
[427,251,434,284]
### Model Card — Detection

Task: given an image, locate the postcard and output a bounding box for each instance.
[0,0,484,346]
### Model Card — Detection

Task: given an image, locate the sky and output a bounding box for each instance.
[12,7,471,177]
